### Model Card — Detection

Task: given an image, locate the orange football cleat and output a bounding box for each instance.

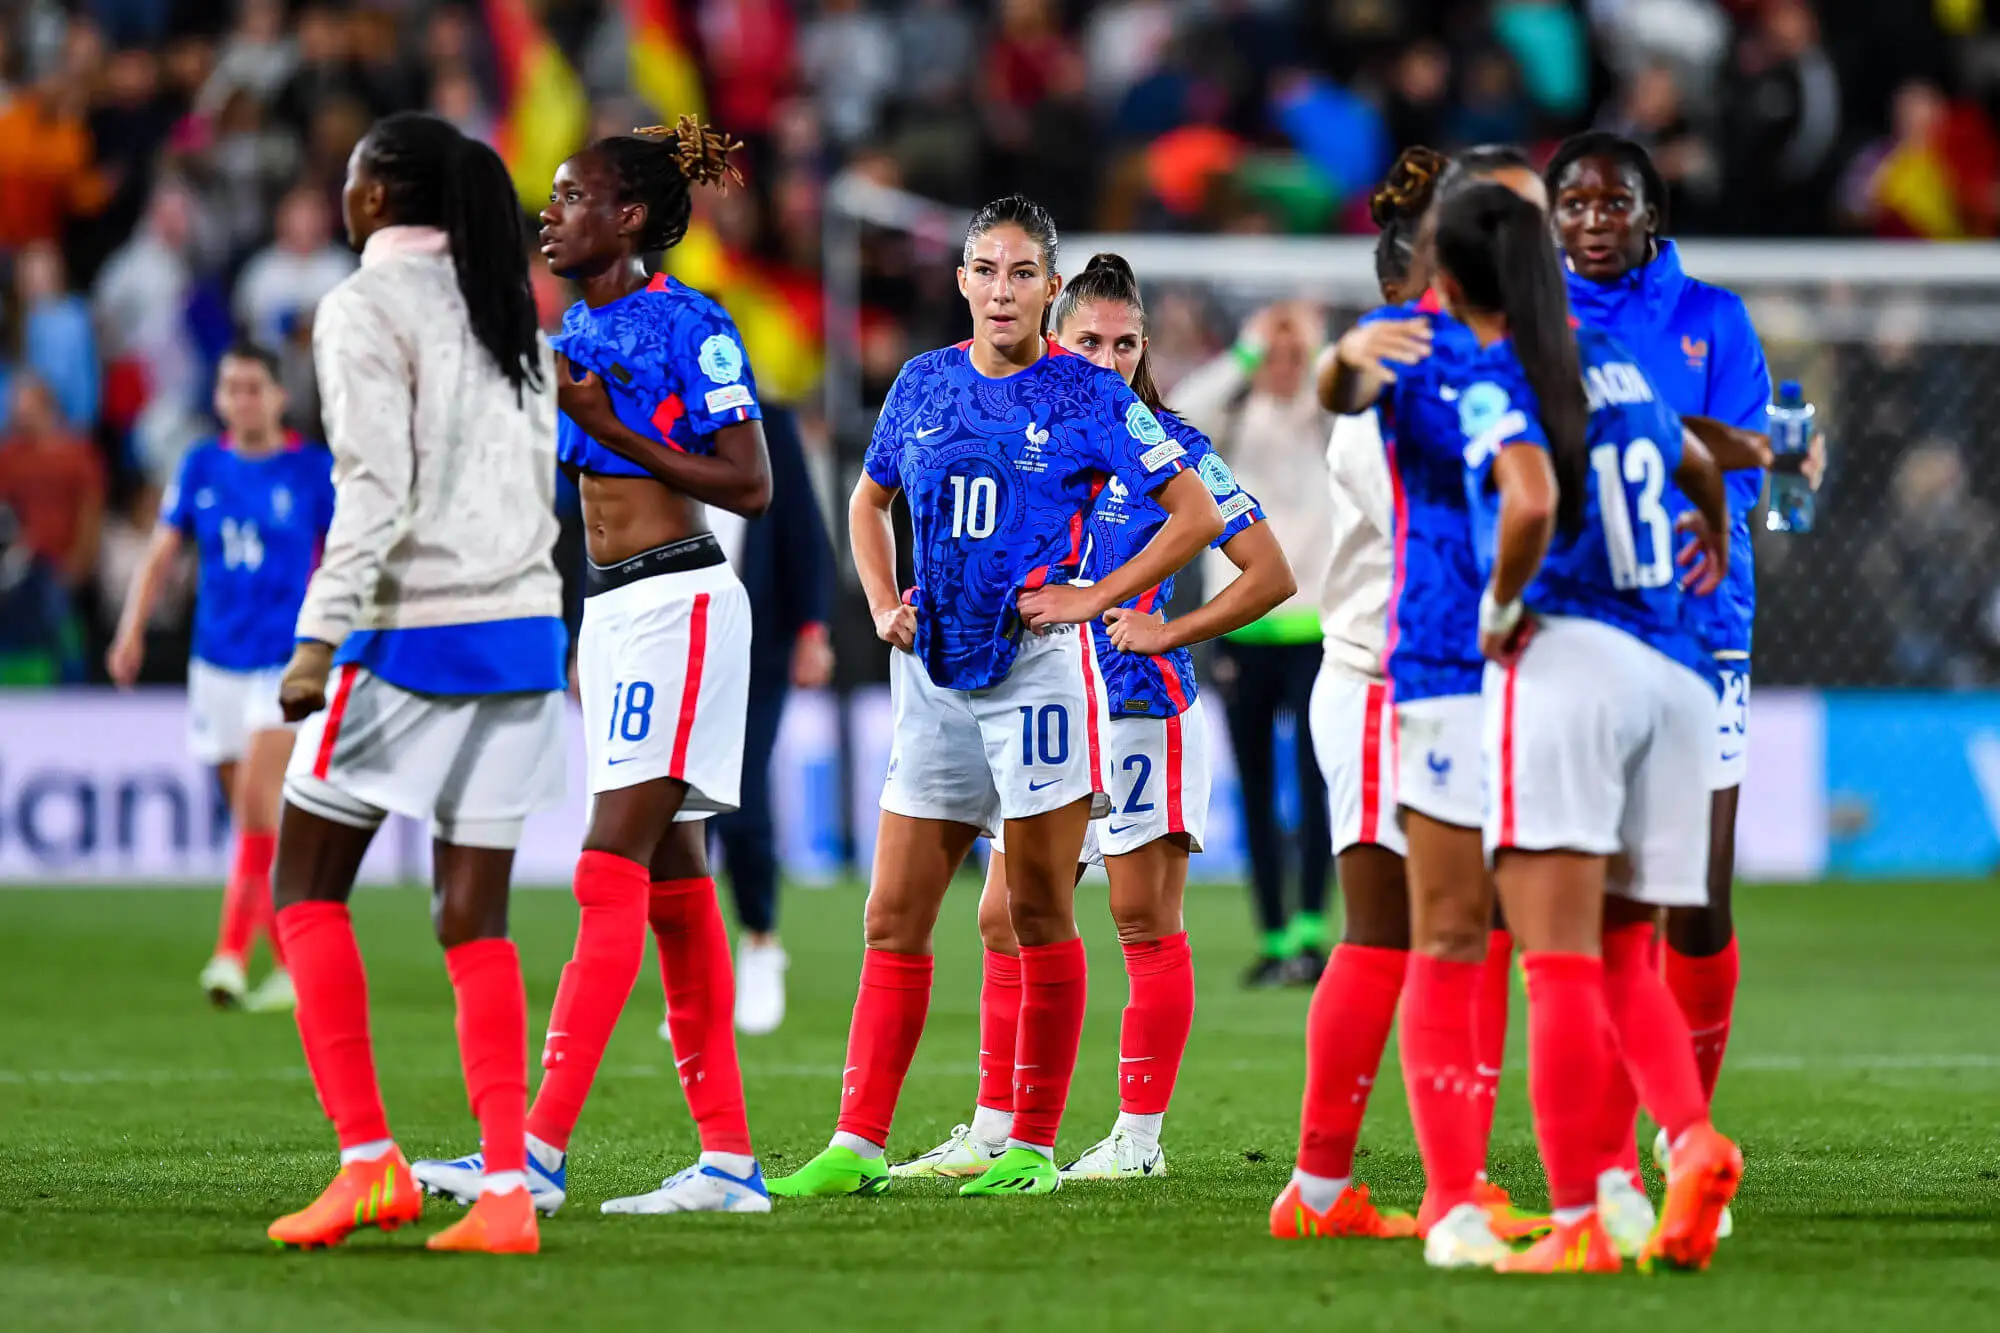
[1495,1212,1622,1274]
[268,1150,422,1249]
[426,1185,540,1254]
[1475,1178,1554,1242]
[1270,1181,1418,1239]
[1641,1123,1742,1273]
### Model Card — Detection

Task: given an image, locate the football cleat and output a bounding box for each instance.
[1059,1127,1167,1181]
[1269,1181,1417,1239]
[890,1123,1007,1179]
[1495,1212,1621,1274]
[201,955,247,1009]
[1642,1123,1743,1273]
[426,1185,539,1254]
[1655,1125,1732,1240]
[268,1150,422,1249]
[1424,1200,1513,1269]
[412,1146,566,1215]
[601,1160,772,1214]
[243,967,295,1014]
[765,1145,891,1198]
[959,1147,1062,1197]
[1598,1170,1657,1259]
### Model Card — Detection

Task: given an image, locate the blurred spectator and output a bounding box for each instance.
[1084,0,1175,115]
[0,66,110,249]
[93,480,191,649]
[1859,441,2000,687]
[1493,0,1589,118]
[94,180,204,482]
[81,46,178,277]
[0,500,81,685]
[429,61,496,144]
[1597,60,1721,229]
[1841,79,2000,238]
[203,87,307,257]
[799,0,895,148]
[1722,0,1844,234]
[274,6,385,138]
[1383,40,1452,152]
[1449,48,1533,147]
[200,0,297,113]
[14,242,100,435]
[234,186,354,351]
[0,374,105,589]
[696,0,797,158]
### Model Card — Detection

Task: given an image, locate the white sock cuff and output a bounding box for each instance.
[700,1150,758,1178]
[970,1105,1013,1144]
[339,1138,396,1166]
[830,1131,884,1159]
[481,1170,528,1195]
[1006,1138,1055,1161]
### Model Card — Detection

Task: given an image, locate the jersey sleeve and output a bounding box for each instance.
[862,364,912,491]
[161,449,200,535]
[670,303,763,440]
[1086,372,1187,496]
[1173,422,1263,548]
[1452,366,1548,498]
[1706,292,1772,432]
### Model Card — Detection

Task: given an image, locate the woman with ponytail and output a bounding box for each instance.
[892,253,1296,1183]
[413,116,777,1221]
[1434,179,1743,1274]
[266,112,568,1254]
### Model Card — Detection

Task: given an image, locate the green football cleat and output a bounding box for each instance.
[765,1145,890,1198]
[958,1147,1062,1197]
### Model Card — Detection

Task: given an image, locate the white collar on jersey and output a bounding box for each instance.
[360,225,450,269]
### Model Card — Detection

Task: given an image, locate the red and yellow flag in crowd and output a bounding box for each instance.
[627,0,707,121]
[665,224,824,406]
[484,0,589,205]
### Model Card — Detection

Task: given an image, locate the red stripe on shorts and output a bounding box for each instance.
[669,593,712,782]
[1079,625,1105,795]
[1360,680,1386,843]
[312,665,358,780]
[1163,709,1185,835]
[1498,659,1519,846]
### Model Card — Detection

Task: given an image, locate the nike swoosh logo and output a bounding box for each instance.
[676,1054,699,1068]
[607,756,641,765]
[843,1066,859,1075]
[1718,751,1742,763]
[916,426,944,438]
[1028,779,1061,792]
[1119,1056,1155,1063]
[1107,824,1137,835]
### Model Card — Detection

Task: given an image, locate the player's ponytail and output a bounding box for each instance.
[1369,146,1448,288]
[598,117,746,255]
[1434,181,1589,532]
[360,112,543,400]
[1048,252,1170,414]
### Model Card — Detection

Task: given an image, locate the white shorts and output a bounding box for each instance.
[1310,663,1405,857]
[1483,615,1713,907]
[881,624,1112,835]
[1086,694,1212,861]
[284,665,567,850]
[187,659,291,764]
[1395,692,1483,828]
[1711,661,1749,791]
[578,558,750,819]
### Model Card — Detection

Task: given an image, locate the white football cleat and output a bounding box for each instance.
[1059,1127,1167,1180]
[1655,1125,1733,1239]
[412,1144,567,1215]
[601,1160,771,1214]
[200,955,247,1009]
[1424,1201,1513,1269]
[243,967,295,1013]
[889,1124,1007,1179]
[1598,1169,1657,1258]
[734,940,788,1036]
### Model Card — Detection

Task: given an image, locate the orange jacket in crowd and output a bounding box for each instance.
[0,90,112,250]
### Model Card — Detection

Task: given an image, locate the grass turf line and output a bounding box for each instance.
[1,879,1997,1330]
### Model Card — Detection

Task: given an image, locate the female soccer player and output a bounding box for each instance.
[1436,179,1744,1272]
[107,342,332,1014]
[891,253,1294,1183]
[414,119,775,1220]
[1546,130,1771,1220]
[1320,145,1552,1267]
[771,198,1227,1200]
[263,112,568,1255]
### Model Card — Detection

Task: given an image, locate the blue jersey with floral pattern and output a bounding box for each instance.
[550,273,762,475]
[864,342,1190,691]
[1082,409,1263,718]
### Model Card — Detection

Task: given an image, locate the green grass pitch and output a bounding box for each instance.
[2,878,1997,1330]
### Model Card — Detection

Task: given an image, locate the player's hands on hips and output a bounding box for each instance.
[1675,510,1729,596]
[1335,318,1432,382]
[872,602,916,653]
[1016,582,1102,632]
[105,631,143,689]
[554,353,618,434]
[1103,606,1173,655]
[792,622,835,687]
[1479,618,1535,664]
[279,641,335,722]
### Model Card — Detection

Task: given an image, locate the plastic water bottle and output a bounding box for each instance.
[1765,380,1816,533]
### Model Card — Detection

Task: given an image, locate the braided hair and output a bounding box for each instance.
[1544,130,1670,237]
[1369,146,1448,287]
[357,111,542,397]
[592,115,744,255]
[1048,252,1169,414]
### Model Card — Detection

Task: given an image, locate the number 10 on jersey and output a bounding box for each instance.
[950,474,997,539]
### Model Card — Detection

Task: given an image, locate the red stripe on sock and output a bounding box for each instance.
[835,949,934,1147]
[1163,712,1185,835]
[311,665,358,780]
[1299,943,1406,1178]
[446,939,528,1174]
[668,593,712,781]
[650,876,753,1155]
[524,851,650,1152]
[979,949,1022,1112]
[1606,924,1710,1141]
[1118,933,1193,1115]
[1522,951,1614,1211]
[1399,955,1489,1227]
[1472,927,1512,1162]
[1665,937,1738,1102]
[1012,937,1088,1147]
[1359,682,1387,842]
[276,900,389,1148]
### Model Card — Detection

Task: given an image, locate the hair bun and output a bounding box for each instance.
[1369,146,1448,230]
[1084,252,1136,280]
[633,114,746,192]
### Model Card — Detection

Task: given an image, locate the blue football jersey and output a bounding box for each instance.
[1457,326,1717,689]
[1366,303,1491,703]
[864,342,1192,691]
[1082,409,1263,718]
[164,437,336,671]
[550,273,762,476]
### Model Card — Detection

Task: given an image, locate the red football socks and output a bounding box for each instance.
[277,900,389,1149]
[1297,943,1406,1179]
[1473,927,1513,1159]
[446,939,528,1174]
[1118,933,1194,1116]
[1400,954,1491,1224]
[979,949,1022,1112]
[1011,937,1088,1149]
[1521,951,1613,1211]
[1604,924,1709,1142]
[524,850,650,1152]
[649,877,752,1155]
[834,948,934,1147]
[216,829,277,962]
[1666,936,1739,1101]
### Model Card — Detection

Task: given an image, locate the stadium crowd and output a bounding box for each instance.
[1,0,1997,688]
